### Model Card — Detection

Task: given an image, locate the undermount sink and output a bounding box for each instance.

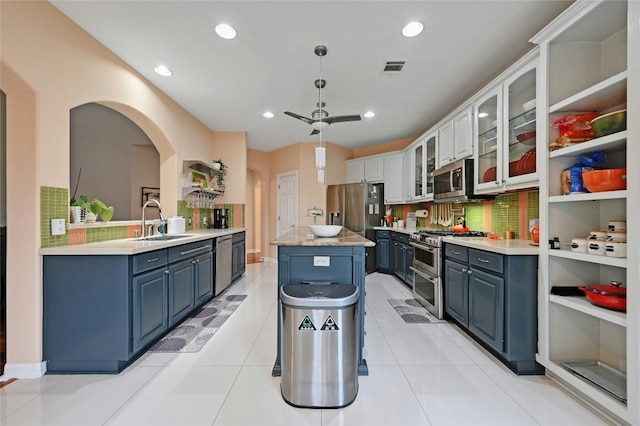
[135,234,191,241]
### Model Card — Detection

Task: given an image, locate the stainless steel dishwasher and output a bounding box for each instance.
[215,235,233,295]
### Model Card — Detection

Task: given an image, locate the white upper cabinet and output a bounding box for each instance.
[346,155,384,183]
[438,106,473,169]
[475,55,539,194]
[383,151,403,204]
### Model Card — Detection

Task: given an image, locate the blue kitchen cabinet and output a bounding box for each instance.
[133,266,169,352]
[468,266,504,352]
[232,231,246,281]
[390,231,413,286]
[44,239,215,373]
[168,258,195,326]
[444,242,540,375]
[444,258,469,325]
[195,251,214,306]
[375,230,390,271]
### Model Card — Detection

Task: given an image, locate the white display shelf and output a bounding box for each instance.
[543,361,628,418]
[550,294,627,327]
[549,249,627,268]
[549,190,627,203]
[549,71,627,113]
[550,131,627,158]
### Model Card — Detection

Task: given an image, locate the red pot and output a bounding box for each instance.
[579,281,626,312]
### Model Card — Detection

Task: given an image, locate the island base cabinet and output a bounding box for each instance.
[272,246,368,377]
[44,256,132,373]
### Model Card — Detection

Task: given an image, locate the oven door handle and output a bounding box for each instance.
[409,242,438,254]
[410,266,438,284]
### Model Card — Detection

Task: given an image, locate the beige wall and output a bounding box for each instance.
[0,1,244,374]
[247,149,270,258]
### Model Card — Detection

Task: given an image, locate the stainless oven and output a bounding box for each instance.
[410,241,439,277]
[410,265,443,320]
[410,238,443,319]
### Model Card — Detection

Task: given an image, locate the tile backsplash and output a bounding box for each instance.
[389,190,539,240]
[41,186,245,247]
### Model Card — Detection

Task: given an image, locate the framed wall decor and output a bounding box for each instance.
[141,187,160,207]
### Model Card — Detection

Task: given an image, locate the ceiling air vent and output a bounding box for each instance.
[383,61,405,73]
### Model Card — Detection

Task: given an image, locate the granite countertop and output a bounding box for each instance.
[443,236,539,255]
[39,228,246,256]
[270,226,375,247]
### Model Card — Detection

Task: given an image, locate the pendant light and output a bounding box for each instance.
[315,46,327,184]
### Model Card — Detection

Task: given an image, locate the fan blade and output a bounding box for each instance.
[324,114,362,124]
[310,128,320,136]
[284,111,314,125]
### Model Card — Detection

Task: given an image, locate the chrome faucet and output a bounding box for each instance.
[141,199,165,237]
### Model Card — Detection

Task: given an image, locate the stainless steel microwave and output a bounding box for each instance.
[433,158,485,203]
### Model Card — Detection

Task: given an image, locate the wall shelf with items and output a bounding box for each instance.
[182,160,221,179]
[533,0,636,423]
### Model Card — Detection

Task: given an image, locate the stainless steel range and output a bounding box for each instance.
[410,229,488,319]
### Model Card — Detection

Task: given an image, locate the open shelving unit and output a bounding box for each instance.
[182,160,224,201]
[532,1,638,423]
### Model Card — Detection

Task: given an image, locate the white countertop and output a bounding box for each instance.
[40,228,245,256]
[443,236,539,255]
[270,226,375,247]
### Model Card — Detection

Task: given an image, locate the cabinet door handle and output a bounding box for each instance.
[146,257,159,263]
[180,245,210,256]
[164,269,170,275]
[467,269,473,275]
[462,267,467,273]
[451,250,460,255]
[477,258,490,263]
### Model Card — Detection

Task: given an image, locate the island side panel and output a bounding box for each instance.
[272,245,368,376]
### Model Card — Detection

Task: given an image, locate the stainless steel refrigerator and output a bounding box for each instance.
[327,182,384,273]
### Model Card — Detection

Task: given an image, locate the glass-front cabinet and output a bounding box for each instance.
[474,54,539,194]
[404,132,436,203]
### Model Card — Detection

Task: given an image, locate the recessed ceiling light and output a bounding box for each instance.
[364,111,375,118]
[154,65,173,77]
[263,111,274,118]
[215,23,237,40]
[402,21,424,38]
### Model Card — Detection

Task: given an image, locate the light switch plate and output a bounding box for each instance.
[51,218,66,235]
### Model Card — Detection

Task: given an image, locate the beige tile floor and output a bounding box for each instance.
[0,262,612,425]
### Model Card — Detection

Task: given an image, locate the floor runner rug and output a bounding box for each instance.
[149,294,247,353]
[388,299,446,324]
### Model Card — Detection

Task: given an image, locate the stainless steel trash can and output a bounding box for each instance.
[280,283,359,408]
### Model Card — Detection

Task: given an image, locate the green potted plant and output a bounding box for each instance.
[70,195,114,223]
[212,159,228,189]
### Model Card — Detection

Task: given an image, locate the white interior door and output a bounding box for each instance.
[276,170,298,237]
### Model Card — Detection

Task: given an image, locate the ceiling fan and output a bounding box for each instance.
[284,45,361,135]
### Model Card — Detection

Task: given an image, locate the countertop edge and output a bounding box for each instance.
[271,226,375,247]
[443,236,539,255]
[40,228,246,256]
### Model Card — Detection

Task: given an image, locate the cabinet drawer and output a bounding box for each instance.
[132,249,168,275]
[391,232,410,244]
[469,249,504,274]
[376,230,390,239]
[168,240,213,263]
[444,244,468,263]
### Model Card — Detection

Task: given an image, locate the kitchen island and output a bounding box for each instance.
[40,228,245,373]
[270,226,374,376]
